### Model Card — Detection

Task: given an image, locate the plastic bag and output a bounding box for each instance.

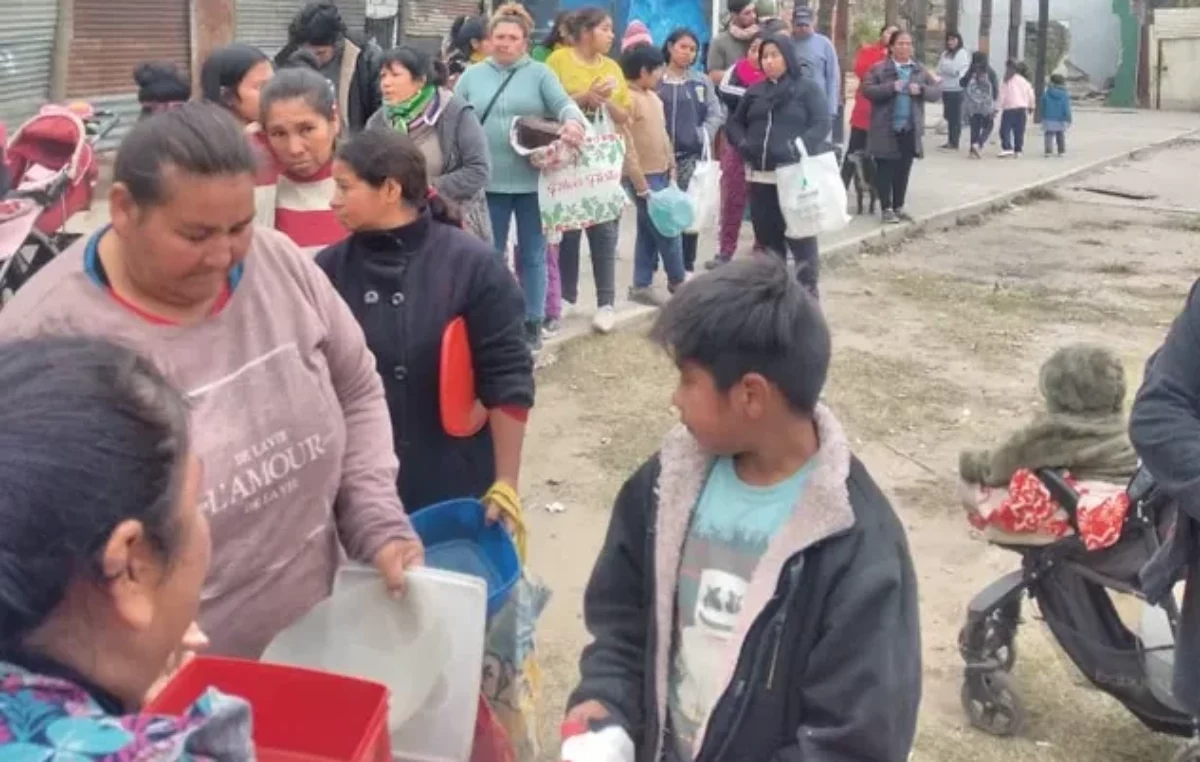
[537,108,628,243]
[647,182,694,238]
[775,139,850,239]
[481,503,551,761]
[683,135,721,234]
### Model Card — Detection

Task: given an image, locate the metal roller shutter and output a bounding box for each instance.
[237,0,369,59]
[66,0,191,98]
[0,0,57,128]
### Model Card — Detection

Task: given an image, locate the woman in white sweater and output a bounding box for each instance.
[935,31,971,151]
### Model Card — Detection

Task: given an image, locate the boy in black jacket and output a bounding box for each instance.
[564,258,921,762]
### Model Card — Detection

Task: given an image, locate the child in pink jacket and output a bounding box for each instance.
[997,59,1035,157]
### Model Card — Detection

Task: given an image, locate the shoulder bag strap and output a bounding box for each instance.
[479,70,518,125]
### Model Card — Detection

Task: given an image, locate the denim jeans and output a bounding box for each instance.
[942,91,964,148]
[627,173,686,289]
[1000,109,1028,153]
[1044,130,1066,155]
[559,219,618,308]
[969,114,994,147]
[487,192,546,323]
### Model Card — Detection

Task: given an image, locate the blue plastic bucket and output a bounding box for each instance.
[410,498,520,618]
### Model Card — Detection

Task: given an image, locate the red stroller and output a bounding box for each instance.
[0,103,118,304]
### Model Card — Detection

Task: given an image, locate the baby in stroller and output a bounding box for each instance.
[959,343,1138,549]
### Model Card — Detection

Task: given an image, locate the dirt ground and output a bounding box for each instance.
[518,140,1200,762]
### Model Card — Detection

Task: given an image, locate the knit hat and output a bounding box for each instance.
[621,20,653,52]
[792,5,814,25]
[754,0,778,17]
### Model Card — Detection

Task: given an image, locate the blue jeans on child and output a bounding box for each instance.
[999,109,1028,153]
[628,172,686,289]
[487,192,546,323]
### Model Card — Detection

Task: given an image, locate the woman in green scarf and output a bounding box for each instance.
[367,46,493,242]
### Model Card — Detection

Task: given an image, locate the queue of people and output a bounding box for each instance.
[0,3,933,760]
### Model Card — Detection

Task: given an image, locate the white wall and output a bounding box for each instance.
[959,0,1119,86]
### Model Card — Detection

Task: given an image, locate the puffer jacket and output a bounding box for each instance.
[723,34,831,171]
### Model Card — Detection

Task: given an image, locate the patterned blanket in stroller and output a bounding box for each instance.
[961,468,1130,549]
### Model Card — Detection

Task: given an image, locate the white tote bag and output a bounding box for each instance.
[776,138,851,239]
[683,132,721,234]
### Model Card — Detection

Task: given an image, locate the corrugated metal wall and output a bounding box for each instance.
[237,0,369,58]
[0,0,57,129]
[65,0,191,148]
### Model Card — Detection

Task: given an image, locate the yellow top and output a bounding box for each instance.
[545,47,632,111]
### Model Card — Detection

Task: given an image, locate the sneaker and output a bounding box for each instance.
[1044,152,1053,158]
[938,143,956,150]
[524,320,543,353]
[705,256,730,271]
[969,145,981,158]
[542,317,561,338]
[1014,152,1022,159]
[881,210,900,225]
[998,149,1014,158]
[562,300,576,318]
[896,209,914,222]
[628,286,668,307]
[592,305,616,334]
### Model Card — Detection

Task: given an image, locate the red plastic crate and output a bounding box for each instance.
[145,656,391,762]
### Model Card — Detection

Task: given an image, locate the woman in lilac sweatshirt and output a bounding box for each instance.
[0,103,423,660]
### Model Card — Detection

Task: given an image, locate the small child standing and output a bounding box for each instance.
[996,59,1035,158]
[620,44,686,306]
[564,258,922,762]
[1042,73,1073,157]
[964,67,997,158]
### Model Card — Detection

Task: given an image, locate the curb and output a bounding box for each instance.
[821,127,1200,268]
[536,126,1199,362]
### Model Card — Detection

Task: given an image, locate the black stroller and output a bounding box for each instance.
[958,467,1200,761]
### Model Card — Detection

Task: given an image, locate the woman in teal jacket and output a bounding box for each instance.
[455,4,586,350]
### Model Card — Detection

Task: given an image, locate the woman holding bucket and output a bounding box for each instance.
[317,128,534,521]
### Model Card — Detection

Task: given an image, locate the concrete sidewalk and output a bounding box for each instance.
[546,107,1200,350]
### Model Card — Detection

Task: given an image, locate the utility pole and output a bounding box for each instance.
[946,0,960,36]
[1033,0,1049,121]
[1007,0,1022,60]
[886,0,899,26]
[978,0,993,53]
[915,0,929,61]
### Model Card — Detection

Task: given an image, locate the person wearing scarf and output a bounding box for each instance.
[368,46,493,243]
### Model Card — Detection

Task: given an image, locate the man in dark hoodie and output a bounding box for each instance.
[562,258,921,762]
[723,33,830,295]
[275,2,384,131]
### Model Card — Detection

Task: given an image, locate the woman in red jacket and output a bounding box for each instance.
[846,25,896,158]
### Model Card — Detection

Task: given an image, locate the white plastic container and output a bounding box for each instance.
[264,564,487,762]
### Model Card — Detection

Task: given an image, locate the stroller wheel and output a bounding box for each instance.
[961,671,1027,737]
[1173,741,1200,762]
[958,613,1019,672]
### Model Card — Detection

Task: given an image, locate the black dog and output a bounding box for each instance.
[841,151,878,215]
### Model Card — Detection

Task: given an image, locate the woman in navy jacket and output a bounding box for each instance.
[724,33,830,295]
[317,129,534,515]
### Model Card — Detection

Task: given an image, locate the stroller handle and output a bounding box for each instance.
[85,111,120,143]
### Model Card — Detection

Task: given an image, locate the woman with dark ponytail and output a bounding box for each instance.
[318,130,534,516]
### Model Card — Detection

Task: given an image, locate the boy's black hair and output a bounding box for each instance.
[620,43,665,81]
[650,258,831,415]
[1050,72,1065,86]
[289,2,345,47]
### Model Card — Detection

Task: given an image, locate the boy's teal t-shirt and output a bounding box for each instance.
[667,456,813,758]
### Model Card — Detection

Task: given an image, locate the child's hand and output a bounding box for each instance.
[565,700,611,729]
[908,82,922,96]
[893,80,904,93]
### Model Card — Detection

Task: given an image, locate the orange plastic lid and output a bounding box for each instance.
[440,316,487,438]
